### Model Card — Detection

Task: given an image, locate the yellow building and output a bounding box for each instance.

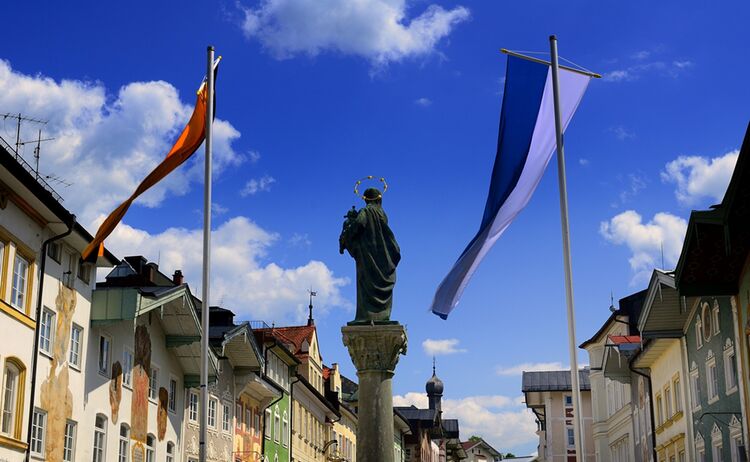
[325,363,357,462]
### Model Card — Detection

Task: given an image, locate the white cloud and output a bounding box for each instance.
[578,158,590,166]
[394,392,537,452]
[241,175,276,196]
[421,338,466,355]
[0,59,244,226]
[238,0,470,68]
[600,210,687,282]
[603,60,693,82]
[102,216,350,323]
[496,362,565,377]
[289,232,312,248]
[609,125,635,141]
[414,97,432,107]
[661,150,738,206]
[631,50,651,60]
[618,173,647,204]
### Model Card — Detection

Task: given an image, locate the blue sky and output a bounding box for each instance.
[2,0,749,454]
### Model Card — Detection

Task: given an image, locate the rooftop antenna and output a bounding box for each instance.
[18,129,54,178]
[1,112,47,155]
[307,287,317,326]
[609,291,616,312]
[660,240,665,270]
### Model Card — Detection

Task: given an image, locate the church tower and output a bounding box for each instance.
[426,358,444,414]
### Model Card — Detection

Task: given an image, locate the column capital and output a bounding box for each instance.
[342,324,407,372]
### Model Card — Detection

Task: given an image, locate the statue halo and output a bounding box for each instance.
[353,176,388,200]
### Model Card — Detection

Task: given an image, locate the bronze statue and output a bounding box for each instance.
[339,186,401,324]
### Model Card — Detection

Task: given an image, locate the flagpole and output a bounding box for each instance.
[549,35,585,462]
[199,45,214,462]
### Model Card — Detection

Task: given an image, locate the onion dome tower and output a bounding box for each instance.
[426,357,444,414]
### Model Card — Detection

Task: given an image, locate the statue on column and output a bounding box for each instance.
[339,178,401,324]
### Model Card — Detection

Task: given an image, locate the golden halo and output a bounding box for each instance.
[353,175,388,200]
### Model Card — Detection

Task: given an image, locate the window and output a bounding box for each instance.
[564,395,573,406]
[712,300,720,336]
[166,442,175,462]
[47,241,62,263]
[169,378,177,412]
[707,355,719,402]
[236,403,243,430]
[274,406,280,442]
[690,367,701,410]
[664,386,672,418]
[63,420,76,462]
[30,408,46,456]
[254,409,260,435]
[673,376,682,413]
[93,414,107,462]
[696,316,704,349]
[146,434,155,462]
[149,366,159,400]
[725,344,738,394]
[10,254,29,310]
[208,399,217,428]
[566,427,575,448]
[189,391,198,422]
[282,411,289,447]
[246,406,252,432]
[98,335,111,375]
[656,393,663,426]
[64,251,76,287]
[1,361,20,436]
[122,349,133,387]
[40,308,55,354]
[265,408,272,439]
[222,403,231,432]
[69,324,83,368]
[77,258,92,284]
[712,442,723,461]
[119,423,130,462]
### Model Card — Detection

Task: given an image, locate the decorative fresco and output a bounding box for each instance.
[110,361,123,422]
[157,386,168,440]
[131,324,151,443]
[38,282,77,462]
[233,399,262,462]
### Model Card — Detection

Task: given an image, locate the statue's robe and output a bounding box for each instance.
[340,203,401,322]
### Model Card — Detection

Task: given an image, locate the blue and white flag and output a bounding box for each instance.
[431,55,591,319]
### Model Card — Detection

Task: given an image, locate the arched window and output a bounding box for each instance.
[93,414,107,462]
[118,424,130,462]
[146,434,155,462]
[282,410,289,447]
[166,442,175,462]
[1,359,24,437]
[274,405,281,443]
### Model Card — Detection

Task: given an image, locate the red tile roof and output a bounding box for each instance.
[608,335,641,345]
[256,325,317,358]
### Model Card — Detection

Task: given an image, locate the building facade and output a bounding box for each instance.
[522,369,594,462]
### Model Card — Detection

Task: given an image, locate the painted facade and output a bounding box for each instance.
[737,260,750,460]
[684,296,745,461]
[0,142,117,462]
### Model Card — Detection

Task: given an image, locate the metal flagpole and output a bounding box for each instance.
[199,45,215,462]
[549,35,585,462]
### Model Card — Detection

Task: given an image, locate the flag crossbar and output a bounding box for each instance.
[500,48,602,79]
[197,55,223,94]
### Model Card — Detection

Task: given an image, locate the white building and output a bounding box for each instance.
[0,138,119,462]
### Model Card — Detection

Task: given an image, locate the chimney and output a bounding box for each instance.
[173,270,184,285]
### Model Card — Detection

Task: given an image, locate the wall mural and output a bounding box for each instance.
[39,282,77,462]
[110,361,123,422]
[131,324,152,460]
[158,386,168,441]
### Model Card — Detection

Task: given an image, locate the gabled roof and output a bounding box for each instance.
[460,438,502,456]
[256,324,317,360]
[675,122,750,295]
[579,289,647,349]
[394,405,438,425]
[522,369,591,392]
[638,270,688,338]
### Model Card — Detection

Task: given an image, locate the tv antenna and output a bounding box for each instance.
[1,112,47,154]
[18,129,55,177]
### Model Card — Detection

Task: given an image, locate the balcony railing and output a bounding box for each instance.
[248,320,271,330]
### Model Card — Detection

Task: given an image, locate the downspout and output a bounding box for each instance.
[629,363,658,462]
[25,216,75,462]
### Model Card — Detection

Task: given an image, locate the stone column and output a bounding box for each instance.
[342,323,407,462]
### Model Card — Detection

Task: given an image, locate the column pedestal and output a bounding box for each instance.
[342,323,407,462]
